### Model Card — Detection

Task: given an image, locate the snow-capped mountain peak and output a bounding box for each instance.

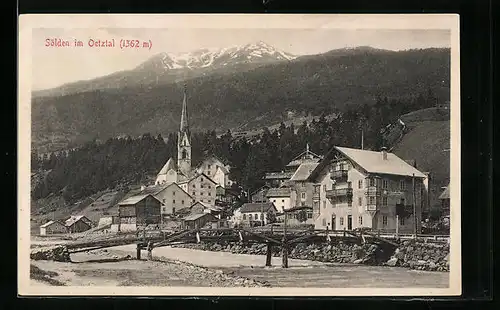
[136,41,297,71]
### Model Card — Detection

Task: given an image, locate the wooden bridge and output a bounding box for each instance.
[64,227,448,268]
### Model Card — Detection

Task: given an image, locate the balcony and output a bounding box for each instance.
[365,187,382,196]
[326,188,353,199]
[365,204,379,211]
[330,170,348,182]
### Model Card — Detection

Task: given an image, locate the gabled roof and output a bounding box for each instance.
[285,205,313,212]
[157,158,177,176]
[118,194,163,206]
[335,146,427,178]
[266,187,292,197]
[65,215,91,227]
[240,202,276,213]
[309,146,427,180]
[438,183,450,200]
[40,220,65,228]
[290,163,319,181]
[140,183,193,200]
[264,171,295,180]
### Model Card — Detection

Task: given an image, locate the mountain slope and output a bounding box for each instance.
[31,47,451,153]
[32,41,296,98]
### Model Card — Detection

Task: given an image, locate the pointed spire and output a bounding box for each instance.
[180,84,189,134]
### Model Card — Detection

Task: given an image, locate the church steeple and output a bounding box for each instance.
[177,85,191,175]
[180,85,189,134]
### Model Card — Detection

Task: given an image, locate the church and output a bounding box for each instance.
[153,87,235,208]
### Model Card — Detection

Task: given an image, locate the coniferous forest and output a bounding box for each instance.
[32,92,440,205]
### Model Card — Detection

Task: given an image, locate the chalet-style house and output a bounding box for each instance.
[307,146,429,233]
[117,194,162,232]
[266,187,295,213]
[277,205,314,226]
[65,215,93,233]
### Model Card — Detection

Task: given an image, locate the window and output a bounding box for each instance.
[207,164,211,169]
[208,200,211,203]
[399,217,405,225]
[249,214,252,220]
[382,197,388,206]
[302,182,306,187]
[400,180,406,190]
[369,197,375,205]
[192,184,196,188]
[382,179,388,189]
[323,184,326,191]
[172,207,176,214]
[192,192,195,196]
[182,200,185,204]
[369,178,376,187]
[201,178,204,182]
[347,181,352,189]
[173,191,176,196]
[173,200,176,204]
[382,216,388,226]
[322,218,326,226]
[282,199,285,203]
[200,192,203,196]
[201,184,204,188]
[162,207,166,212]
[162,199,166,203]
[348,200,352,208]
[358,180,363,189]
[307,212,312,219]
[243,214,247,220]
[256,214,260,220]
[323,201,326,209]
[301,193,306,199]
[273,199,276,202]
[340,163,345,170]
[358,216,363,225]
[340,217,344,225]
[208,185,211,189]
[208,192,211,196]
[358,197,363,206]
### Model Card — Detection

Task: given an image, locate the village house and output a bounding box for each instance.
[438,183,450,217]
[181,213,217,230]
[233,202,277,227]
[195,156,234,188]
[39,220,67,236]
[117,194,163,232]
[250,185,270,203]
[278,205,314,226]
[65,215,93,233]
[307,146,429,233]
[138,182,194,218]
[178,172,217,207]
[265,187,296,213]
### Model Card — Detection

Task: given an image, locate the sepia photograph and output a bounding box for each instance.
[18,14,461,296]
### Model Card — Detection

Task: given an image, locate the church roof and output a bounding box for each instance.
[157,158,177,176]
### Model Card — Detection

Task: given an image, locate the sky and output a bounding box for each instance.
[30,15,453,91]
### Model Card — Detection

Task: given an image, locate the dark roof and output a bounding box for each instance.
[266,187,292,197]
[183,213,214,221]
[240,202,276,213]
[118,194,163,206]
[290,163,319,181]
[264,171,294,180]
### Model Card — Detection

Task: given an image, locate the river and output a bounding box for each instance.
[108,245,450,288]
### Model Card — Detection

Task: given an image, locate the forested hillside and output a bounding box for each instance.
[32,92,442,206]
[31,48,450,153]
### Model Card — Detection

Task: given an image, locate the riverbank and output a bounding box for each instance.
[170,239,450,272]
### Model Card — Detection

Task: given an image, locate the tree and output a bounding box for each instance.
[297,209,308,223]
[266,210,276,224]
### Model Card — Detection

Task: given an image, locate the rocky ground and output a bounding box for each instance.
[30,248,270,287]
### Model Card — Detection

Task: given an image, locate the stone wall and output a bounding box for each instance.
[172,239,449,272]
[30,245,71,262]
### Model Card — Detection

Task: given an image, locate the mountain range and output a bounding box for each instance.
[31,43,450,153]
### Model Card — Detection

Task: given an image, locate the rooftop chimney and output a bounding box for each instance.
[381,147,388,160]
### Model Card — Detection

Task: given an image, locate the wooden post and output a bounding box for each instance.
[265,242,273,267]
[136,244,141,260]
[396,215,400,238]
[147,241,152,260]
[281,237,288,268]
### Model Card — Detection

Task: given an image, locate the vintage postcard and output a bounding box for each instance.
[18,14,461,296]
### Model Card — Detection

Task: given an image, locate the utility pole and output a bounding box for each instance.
[282,209,289,268]
[361,129,364,150]
[412,173,417,237]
